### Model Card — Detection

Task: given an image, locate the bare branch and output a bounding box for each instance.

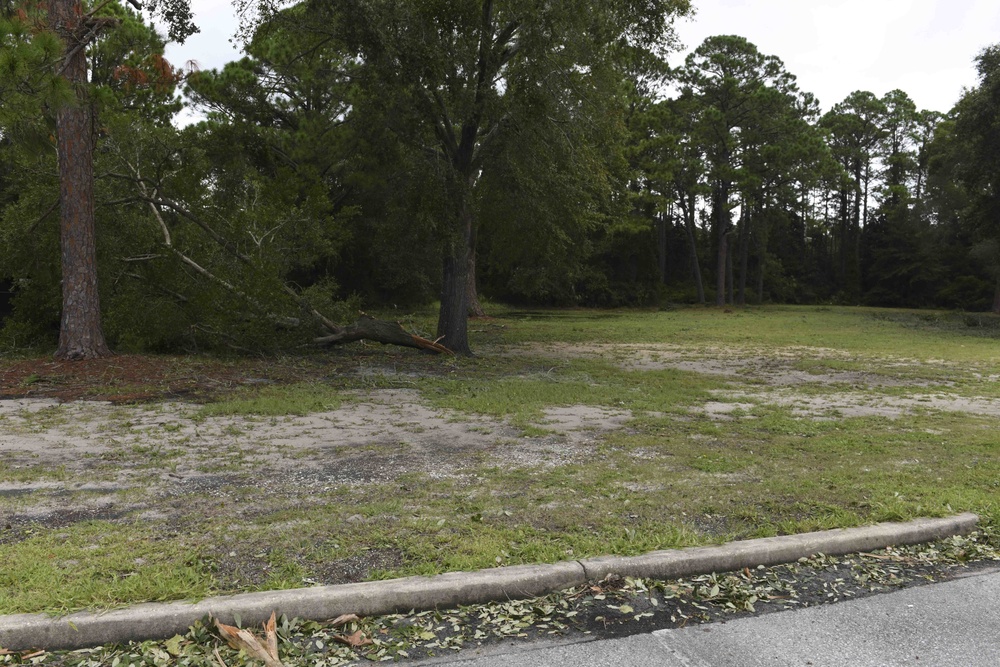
[128,166,449,353]
[141,195,255,265]
[123,272,189,303]
[121,254,164,262]
[84,0,116,19]
[426,89,459,160]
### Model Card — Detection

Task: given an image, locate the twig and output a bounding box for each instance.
[84,0,116,19]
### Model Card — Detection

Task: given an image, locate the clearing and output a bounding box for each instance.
[1,305,999,615]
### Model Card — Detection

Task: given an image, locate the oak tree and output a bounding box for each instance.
[237,0,692,353]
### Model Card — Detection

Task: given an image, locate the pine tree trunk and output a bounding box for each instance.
[726,231,735,306]
[838,188,849,288]
[993,275,1000,315]
[681,199,705,304]
[657,212,668,284]
[737,205,750,306]
[714,184,730,307]
[849,162,864,300]
[52,0,111,360]
[755,213,769,305]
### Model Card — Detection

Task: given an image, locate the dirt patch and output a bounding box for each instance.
[519,342,941,387]
[701,401,756,420]
[700,390,1000,420]
[2,345,992,537]
[3,343,998,596]
[0,355,265,402]
[0,389,631,538]
[519,342,995,422]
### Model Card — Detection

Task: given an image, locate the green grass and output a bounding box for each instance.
[421,358,723,427]
[4,305,1000,615]
[194,382,344,418]
[0,462,71,483]
[495,305,1000,364]
[0,522,213,614]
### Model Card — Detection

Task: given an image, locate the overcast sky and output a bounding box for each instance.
[671,0,1000,113]
[164,0,1000,116]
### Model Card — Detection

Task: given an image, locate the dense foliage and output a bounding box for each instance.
[1,1,999,354]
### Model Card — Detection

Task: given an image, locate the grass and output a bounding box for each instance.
[499,305,1000,363]
[2,304,1000,616]
[421,358,721,427]
[0,522,213,614]
[193,382,345,418]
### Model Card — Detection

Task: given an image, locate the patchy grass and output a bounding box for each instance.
[0,463,71,484]
[194,382,345,418]
[3,305,1000,617]
[496,305,1000,364]
[421,358,722,427]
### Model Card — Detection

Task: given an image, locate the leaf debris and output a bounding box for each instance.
[3,530,998,666]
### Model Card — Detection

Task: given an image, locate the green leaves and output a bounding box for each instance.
[140,0,198,43]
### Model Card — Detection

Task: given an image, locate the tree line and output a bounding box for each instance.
[1,1,998,358]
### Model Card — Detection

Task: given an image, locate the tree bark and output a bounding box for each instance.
[714,183,730,307]
[436,182,474,354]
[680,196,705,304]
[726,230,734,306]
[466,227,486,318]
[848,160,864,299]
[438,247,472,354]
[716,232,728,306]
[315,316,452,353]
[838,186,849,288]
[657,211,668,284]
[737,203,750,306]
[52,0,112,360]
[755,211,769,304]
[993,274,1000,315]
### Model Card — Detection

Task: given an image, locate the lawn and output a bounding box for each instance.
[1,305,999,615]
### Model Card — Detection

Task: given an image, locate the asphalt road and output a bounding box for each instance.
[416,564,1000,667]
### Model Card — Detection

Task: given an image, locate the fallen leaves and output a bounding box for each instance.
[327,613,374,648]
[329,613,360,628]
[215,612,284,667]
[5,531,1000,667]
[332,629,372,649]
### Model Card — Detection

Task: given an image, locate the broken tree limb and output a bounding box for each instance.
[131,167,452,354]
[314,315,454,354]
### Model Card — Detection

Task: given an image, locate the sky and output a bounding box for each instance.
[670,0,1000,113]
[163,0,1000,116]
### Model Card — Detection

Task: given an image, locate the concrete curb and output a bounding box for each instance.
[579,513,980,581]
[0,513,978,651]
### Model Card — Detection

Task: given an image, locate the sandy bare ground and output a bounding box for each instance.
[0,390,631,528]
[2,342,997,534]
[519,342,1000,419]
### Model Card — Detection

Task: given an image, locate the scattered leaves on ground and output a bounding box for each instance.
[3,530,998,666]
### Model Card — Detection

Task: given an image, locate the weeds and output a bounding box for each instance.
[2,305,1000,617]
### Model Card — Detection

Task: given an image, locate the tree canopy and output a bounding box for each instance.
[3,8,1000,357]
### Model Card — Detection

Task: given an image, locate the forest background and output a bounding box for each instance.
[2,0,1000,357]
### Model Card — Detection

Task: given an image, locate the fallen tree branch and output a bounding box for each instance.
[130,168,453,354]
[314,315,454,354]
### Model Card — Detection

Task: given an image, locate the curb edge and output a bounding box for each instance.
[0,513,979,651]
